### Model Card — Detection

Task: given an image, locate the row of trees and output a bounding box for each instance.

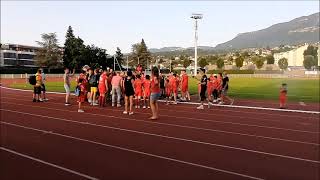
[35,26,124,70]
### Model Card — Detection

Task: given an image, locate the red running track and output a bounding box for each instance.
[0,87,319,180]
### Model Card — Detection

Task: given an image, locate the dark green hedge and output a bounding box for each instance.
[207,69,254,74]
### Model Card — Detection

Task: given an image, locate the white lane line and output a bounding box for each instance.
[3,96,316,126]
[2,86,318,114]
[158,100,320,114]
[1,98,318,134]
[2,109,319,164]
[1,121,264,180]
[0,146,99,180]
[2,101,319,146]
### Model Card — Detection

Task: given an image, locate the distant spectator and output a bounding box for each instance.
[63,67,75,106]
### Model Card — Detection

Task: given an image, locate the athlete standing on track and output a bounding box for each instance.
[180,70,190,101]
[196,68,213,109]
[150,66,160,120]
[98,69,108,107]
[143,75,151,109]
[219,71,234,105]
[134,74,143,108]
[63,67,75,106]
[123,71,135,115]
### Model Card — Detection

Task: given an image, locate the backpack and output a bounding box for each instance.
[29,75,36,85]
[74,86,81,96]
[89,75,97,86]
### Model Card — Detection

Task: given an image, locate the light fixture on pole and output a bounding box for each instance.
[191,13,203,76]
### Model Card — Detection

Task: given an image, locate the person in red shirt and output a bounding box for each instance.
[150,66,160,120]
[279,83,288,109]
[134,74,143,108]
[207,74,214,103]
[212,74,219,102]
[170,73,178,104]
[77,78,87,113]
[180,70,190,101]
[164,77,171,105]
[217,73,223,102]
[136,64,143,74]
[98,70,108,107]
[143,75,151,109]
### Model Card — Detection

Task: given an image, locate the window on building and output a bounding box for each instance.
[4,59,17,65]
[3,53,16,58]
[18,54,34,60]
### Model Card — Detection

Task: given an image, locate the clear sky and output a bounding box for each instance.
[1,1,319,53]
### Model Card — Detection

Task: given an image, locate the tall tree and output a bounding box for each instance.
[130,39,152,68]
[216,58,224,69]
[63,26,85,68]
[35,33,62,70]
[182,57,192,68]
[115,47,124,66]
[254,56,265,69]
[278,57,288,71]
[266,55,275,64]
[303,45,318,60]
[235,56,244,69]
[303,55,316,70]
[198,57,208,68]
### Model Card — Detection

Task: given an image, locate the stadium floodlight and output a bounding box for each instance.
[191,13,203,76]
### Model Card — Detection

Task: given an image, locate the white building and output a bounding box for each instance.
[273,44,309,67]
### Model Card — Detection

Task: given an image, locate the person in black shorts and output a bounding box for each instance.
[123,71,135,115]
[219,71,234,105]
[197,68,213,109]
[159,73,165,98]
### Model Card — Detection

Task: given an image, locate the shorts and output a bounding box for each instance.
[221,89,228,96]
[41,84,46,92]
[98,84,107,94]
[181,84,188,93]
[78,93,86,103]
[91,87,98,93]
[34,86,41,94]
[135,90,142,97]
[200,86,207,101]
[144,91,151,97]
[171,87,178,94]
[150,92,160,102]
[64,84,70,94]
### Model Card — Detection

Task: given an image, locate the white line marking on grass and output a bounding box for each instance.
[2,86,319,114]
[0,121,265,180]
[1,98,318,134]
[0,146,99,180]
[2,100,319,146]
[2,109,319,164]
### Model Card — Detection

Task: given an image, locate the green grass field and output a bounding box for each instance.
[9,77,319,102]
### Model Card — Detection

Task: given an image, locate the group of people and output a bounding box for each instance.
[31,65,237,120]
[196,69,234,110]
[63,65,161,119]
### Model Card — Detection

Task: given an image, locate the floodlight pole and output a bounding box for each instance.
[113,55,116,71]
[191,13,203,76]
[126,56,129,71]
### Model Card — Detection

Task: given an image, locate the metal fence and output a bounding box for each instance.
[0,73,319,79]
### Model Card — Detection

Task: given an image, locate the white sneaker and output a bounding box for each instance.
[78,109,84,113]
[147,106,150,109]
[230,99,234,105]
[93,103,99,106]
[65,103,71,106]
[112,103,115,107]
[218,102,224,105]
[208,102,214,108]
[123,111,128,114]
[135,105,138,109]
[88,99,92,103]
[213,100,217,103]
[129,112,134,115]
[43,98,49,101]
[117,104,121,108]
[143,106,146,109]
[217,98,221,101]
[197,105,204,110]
